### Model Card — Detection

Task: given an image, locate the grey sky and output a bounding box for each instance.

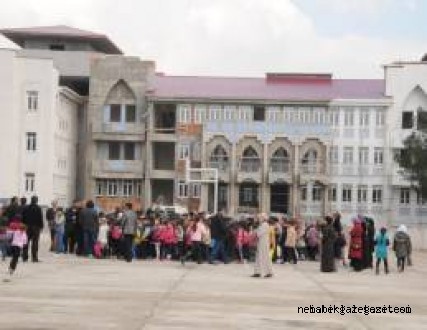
[0,0,425,78]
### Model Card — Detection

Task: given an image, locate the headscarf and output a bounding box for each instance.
[397,224,407,233]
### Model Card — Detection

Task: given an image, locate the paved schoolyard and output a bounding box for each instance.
[0,239,426,329]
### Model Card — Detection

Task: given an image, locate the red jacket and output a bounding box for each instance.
[349,222,363,259]
[163,224,177,244]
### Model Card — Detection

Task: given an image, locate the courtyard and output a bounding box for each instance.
[0,237,426,330]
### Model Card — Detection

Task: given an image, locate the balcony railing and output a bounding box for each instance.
[209,158,229,172]
[300,163,318,174]
[270,158,290,173]
[239,157,261,172]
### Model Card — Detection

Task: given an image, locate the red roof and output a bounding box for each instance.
[0,25,122,54]
[152,75,385,102]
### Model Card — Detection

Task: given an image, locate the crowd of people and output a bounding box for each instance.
[0,195,414,280]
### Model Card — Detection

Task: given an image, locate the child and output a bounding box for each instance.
[5,221,27,281]
[97,216,109,258]
[393,225,412,272]
[374,227,389,274]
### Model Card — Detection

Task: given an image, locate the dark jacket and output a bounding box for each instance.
[22,203,44,229]
[210,216,227,240]
[79,208,99,232]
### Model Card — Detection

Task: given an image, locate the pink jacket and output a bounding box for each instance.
[7,230,28,248]
[163,224,177,244]
[235,228,244,247]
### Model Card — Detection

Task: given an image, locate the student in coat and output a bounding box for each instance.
[374,227,389,275]
[393,225,412,272]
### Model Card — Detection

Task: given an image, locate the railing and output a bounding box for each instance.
[239,157,261,172]
[300,163,318,174]
[209,158,229,171]
[270,158,290,173]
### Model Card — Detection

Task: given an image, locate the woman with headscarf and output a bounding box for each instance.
[349,218,364,271]
[363,217,375,269]
[320,216,337,272]
[393,224,412,272]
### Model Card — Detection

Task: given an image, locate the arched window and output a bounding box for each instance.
[241,146,260,172]
[105,80,136,123]
[271,147,289,173]
[301,149,318,173]
[210,145,229,171]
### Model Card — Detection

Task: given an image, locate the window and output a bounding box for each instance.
[329,146,339,164]
[178,105,191,123]
[359,109,370,127]
[358,147,369,165]
[107,180,118,196]
[239,184,258,206]
[374,147,384,165]
[192,183,201,198]
[312,186,322,202]
[178,181,189,198]
[372,186,383,204]
[124,143,135,160]
[342,185,352,202]
[95,180,104,196]
[402,112,414,129]
[417,191,425,205]
[253,106,265,121]
[108,142,121,160]
[123,180,134,197]
[25,173,35,192]
[223,106,234,121]
[194,105,206,123]
[49,44,65,50]
[376,110,385,126]
[400,188,410,204]
[328,109,339,126]
[125,105,136,122]
[357,185,368,203]
[178,143,190,160]
[208,105,222,121]
[301,186,307,201]
[417,110,427,130]
[344,110,354,126]
[27,91,38,111]
[328,185,337,202]
[238,106,251,121]
[26,132,37,151]
[110,104,121,122]
[137,181,142,197]
[343,147,353,164]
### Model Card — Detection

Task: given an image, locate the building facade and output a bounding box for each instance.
[1,25,427,232]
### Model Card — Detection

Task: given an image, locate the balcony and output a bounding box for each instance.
[237,157,262,183]
[92,160,143,178]
[268,159,292,184]
[92,122,145,140]
[209,159,230,182]
[299,162,328,185]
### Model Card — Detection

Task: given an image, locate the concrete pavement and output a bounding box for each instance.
[0,240,426,329]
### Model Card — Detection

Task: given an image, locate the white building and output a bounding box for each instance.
[0,49,83,207]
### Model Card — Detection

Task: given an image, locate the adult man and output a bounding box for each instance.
[252,213,273,278]
[5,196,19,223]
[122,202,137,262]
[16,197,27,220]
[79,200,98,257]
[209,212,228,264]
[22,195,43,262]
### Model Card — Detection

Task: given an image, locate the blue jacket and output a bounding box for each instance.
[375,233,389,259]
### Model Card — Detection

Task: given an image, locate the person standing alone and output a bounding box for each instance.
[22,196,43,262]
[252,214,273,278]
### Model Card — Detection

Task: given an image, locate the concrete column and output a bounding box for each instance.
[229,142,237,215]
[261,142,269,213]
[291,143,300,217]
